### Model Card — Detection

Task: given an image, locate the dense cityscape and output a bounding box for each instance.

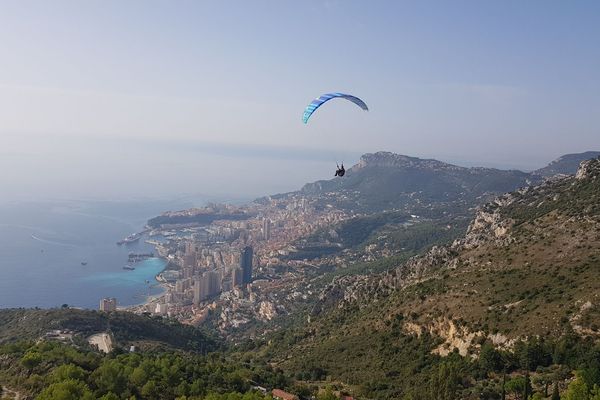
[117,193,351,333]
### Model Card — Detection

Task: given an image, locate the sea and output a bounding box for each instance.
[0,198,194,309]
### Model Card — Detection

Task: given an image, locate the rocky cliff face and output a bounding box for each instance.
[314,190,520,313]
[576,157,600,180]
[350,152,462,172]
[314,244,458,314]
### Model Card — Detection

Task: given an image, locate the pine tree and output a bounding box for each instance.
[552,381,560,400]
[501,371,506,400]
[524,372,530,400]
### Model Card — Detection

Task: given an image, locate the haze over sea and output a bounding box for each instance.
[0,198,200,309]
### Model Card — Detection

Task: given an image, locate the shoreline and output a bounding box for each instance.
[125,251,174,312]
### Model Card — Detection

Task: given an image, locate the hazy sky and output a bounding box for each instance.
[1,1,599,201]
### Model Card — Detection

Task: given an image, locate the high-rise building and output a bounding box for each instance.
[183,253,196,268]
[182,266,194,280]
[240,246,253,284]
[263,218,271,241]
[194,271,221,304]
[193,279,201,304]
[99,298,117,312]
[175,278,192,294]
[232,267,244,287]
[184,242,197,255]
[154,303,168,315]
[222,279,232,292]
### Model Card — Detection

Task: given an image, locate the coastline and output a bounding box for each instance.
[0,202,177,310]
[122,263,171,311]
[124,238,174,312]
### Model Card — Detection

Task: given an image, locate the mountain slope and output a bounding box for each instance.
[300,152,537,213]
[263,157,600,399]
[533,151,600,177]
[316,156,600,341]
[0,308,219,352]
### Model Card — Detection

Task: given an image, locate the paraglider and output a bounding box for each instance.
[303,92,368,177]
[302,92,368,124]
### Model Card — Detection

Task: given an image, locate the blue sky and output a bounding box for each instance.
[0,1,599,200]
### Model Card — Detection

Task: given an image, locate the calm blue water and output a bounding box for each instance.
[0,199,189,309]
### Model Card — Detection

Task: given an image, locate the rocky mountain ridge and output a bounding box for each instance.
[534,150,600,177]
[298,151,599,214]
[313,157,600,345]
[299,151,539,214]
[350,152,464,172]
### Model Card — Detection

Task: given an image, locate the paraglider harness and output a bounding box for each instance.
[335,163,345,177]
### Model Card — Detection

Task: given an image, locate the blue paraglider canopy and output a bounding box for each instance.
[302,92,368,124]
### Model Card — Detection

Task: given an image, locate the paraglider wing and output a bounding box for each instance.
[302,92,368,124]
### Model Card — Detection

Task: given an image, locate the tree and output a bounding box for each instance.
[552,382,561,400]
[564,373,589,400]
[141,380,160,399]
[37,379,94,400]
[480,343,503,374]
[99,393,120,400]
[129,366,149,387]
[501,371,506,400]
[506,376,528,399]
[533,373,555,398]
[49,364,87,383]
[91,360,128,396]
[580,349,600,390]
[318,387,337,400]
[20,351,42,370]
[429,361,460,400]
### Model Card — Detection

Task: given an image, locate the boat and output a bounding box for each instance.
[116,232,142,246]
[122,265,135,271]
[127,252,154,262]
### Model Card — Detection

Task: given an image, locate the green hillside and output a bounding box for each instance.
[0,340,286,400]
[0,308,219,353]
[257,158,600,399]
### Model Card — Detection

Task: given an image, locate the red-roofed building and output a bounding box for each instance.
[272,389,299,400]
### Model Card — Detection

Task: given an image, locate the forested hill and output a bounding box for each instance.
[0,308,219,352]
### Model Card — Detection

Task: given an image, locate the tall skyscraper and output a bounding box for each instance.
[183,253,196,268]
[232,267,244,287]
[263,218,271,241]
[183,266,194,280]
[99,298,117,312]
[175,278,192,294]
[240,246,253,284]
[193,279,201,304]
[194,271,221,304]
